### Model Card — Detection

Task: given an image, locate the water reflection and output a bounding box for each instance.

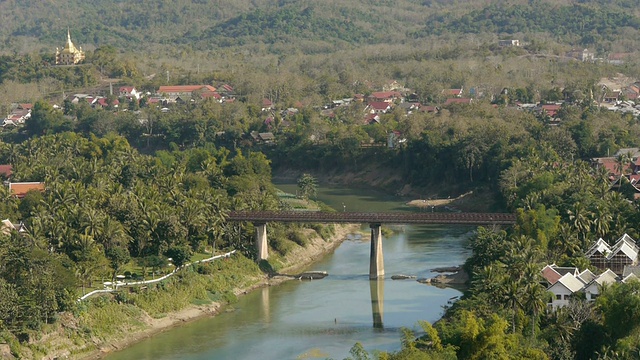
[261,286,270,323]
[370,279,384,329]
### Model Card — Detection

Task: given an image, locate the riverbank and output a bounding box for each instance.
[272,168,502,213]
[73,223,360,360]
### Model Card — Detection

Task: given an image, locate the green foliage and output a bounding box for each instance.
[297,173,317,200]
[165,245,193,268]
[420,3,639,46]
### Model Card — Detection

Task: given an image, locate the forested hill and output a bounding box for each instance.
[1,0,639,53]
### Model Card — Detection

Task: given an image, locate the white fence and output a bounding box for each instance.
[78,250,237,302]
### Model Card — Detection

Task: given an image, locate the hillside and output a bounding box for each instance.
[1,0,638,54]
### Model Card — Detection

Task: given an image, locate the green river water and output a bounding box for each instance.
[105,183,474,360]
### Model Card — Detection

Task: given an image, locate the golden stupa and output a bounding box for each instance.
[55,29,85,65]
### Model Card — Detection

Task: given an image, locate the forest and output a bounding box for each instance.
[0,0,640,358]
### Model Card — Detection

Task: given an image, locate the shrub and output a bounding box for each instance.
[287,230,308,247]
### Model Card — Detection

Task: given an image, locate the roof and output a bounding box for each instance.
[444,98,472,105]
[0,165,12,178]
[9,182,45,198]
[158,85,216,94]
[623,265,640,278]
[370,91,401,100]
[593,269,619,286]
[443,89,463,96]
[609,234,639,260]
[369,102,391,111]
[541,264,562,285]
[578,269,596,284]
[551,273,586,293]
[119,86,135,92]
[554,267,579,276]
[258,132,275,141]
[586,238,611,257]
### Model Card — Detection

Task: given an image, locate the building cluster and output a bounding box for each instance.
[543,234,640,310]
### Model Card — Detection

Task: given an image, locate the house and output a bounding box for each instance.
[443,88,463,97]
[604,91,621,102]
[541,264,580,286]
[498,39,520,47]
[367,102,392,114]
[548,272,588,310]
[540,104,561,118]
[119,86,141,100]
[383,80,404,92]
[586,238,612,270]
[8,182,45,199]
[250,131,275,144]
[158,85,217,100]
[542,264,620,310]
[262,98,273,111]
[200,92,222,101]
[71,94,97,105]
[444,98,473,106]
[608,53,630,65]
[584,269,617,301]
[1,219,27,236]
[3,108,31,126]
[364,113,380,124]
[368,91,402,103]
[419,105,438,113]
[586,234,639,274]
[94,97,119,109]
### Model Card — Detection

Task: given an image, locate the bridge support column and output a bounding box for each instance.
[255,223,269,260]
[369,223,384,280]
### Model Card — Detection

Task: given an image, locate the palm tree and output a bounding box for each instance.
[502,278,523,334]
[567,202,593,250]
[521,262,550,339]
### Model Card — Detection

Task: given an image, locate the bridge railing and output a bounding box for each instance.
[227,211,516,225]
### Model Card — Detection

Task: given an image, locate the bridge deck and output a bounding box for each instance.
[228,211,516,225]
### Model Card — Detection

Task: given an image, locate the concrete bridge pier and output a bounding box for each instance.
[369,223,384,280]
[256,223,269,260]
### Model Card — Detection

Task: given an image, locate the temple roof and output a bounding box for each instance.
[62,29,79,54]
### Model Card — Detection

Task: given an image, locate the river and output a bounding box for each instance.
[105,183,473,360]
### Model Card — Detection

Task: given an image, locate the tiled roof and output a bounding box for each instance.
[369,102,391,111]
[444,98,472,105]
[0,164,12,178]
[159,85,216,93]
[9,182,45,198]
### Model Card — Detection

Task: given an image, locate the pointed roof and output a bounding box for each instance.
[541,264,562,285]
[586,238,611,257]
[610,234,638,261]
[623,265,640,278]
[62,28,78,54]
[622,273,639,283]
[577,269,597,284]
[592,269,619,286]
[551,273,586,293]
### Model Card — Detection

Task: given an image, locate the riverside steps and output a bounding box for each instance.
[229,211,516,280]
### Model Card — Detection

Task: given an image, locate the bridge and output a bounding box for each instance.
[228,210,516,279]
